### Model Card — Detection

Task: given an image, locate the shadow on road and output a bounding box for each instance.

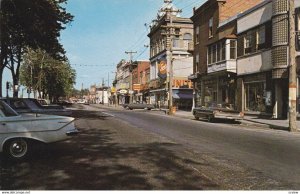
[0,109,218,190]
[194,118,241,125]
[71,109,111,120]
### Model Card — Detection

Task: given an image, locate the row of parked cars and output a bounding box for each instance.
[0,98,78,160]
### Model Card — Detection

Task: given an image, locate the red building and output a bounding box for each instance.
[131,60,150,103]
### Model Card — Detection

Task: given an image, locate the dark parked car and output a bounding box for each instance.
[1,98,72,116]
[193,103,244,122]
[56,100,74,107]
[123,102,154,110]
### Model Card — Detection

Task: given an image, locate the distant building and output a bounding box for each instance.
[115,59,131,104]
[148,0,194,110]
[96,86,110,105]
[131,60,150,103]
[89,85,97,104]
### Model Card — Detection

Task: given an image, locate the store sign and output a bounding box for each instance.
[119,89,128,94]
[111,87,116,93]
[133,84,141,91]
[158,60,167,79]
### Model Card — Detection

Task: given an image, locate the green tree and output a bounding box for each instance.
[0,0,73,97]
[20,48,76,102]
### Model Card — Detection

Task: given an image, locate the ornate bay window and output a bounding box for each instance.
[207,39,237,74]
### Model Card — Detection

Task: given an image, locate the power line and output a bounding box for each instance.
[127,31,148,51]
[133,46,149,61]
[71,64,113,67]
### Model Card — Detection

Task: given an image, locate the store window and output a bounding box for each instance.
[245,82,266,112]
[204,80,218,106]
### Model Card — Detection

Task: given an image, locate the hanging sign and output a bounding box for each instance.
[158,60,167,79]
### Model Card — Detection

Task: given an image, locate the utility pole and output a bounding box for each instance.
[108,72,110,87]
[161,0,181,115]
[102,78,104,105]
[125,51,137,104]
[289,0,297,132]
[108,72,110,106]
[81,83,83,99]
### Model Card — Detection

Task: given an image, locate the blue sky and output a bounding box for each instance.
[3,0,205,94]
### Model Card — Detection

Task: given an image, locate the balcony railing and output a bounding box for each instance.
[207,60,237,74]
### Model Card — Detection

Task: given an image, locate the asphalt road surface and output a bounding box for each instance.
[0,104,300,190]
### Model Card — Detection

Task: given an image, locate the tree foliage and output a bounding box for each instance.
[0,0,73,97]
[20,48,76,102]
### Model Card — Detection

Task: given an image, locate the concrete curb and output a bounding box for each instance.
[242,119,288,131]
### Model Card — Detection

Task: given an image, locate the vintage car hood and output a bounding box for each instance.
[20,113,75,121]
[15,108,72,116]
[0,114,75,133]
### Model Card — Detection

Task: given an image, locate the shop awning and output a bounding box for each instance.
[150,88,166,93]
[173,93,193,99]
[172,89,193,99]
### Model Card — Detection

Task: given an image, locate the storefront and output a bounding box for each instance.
[244,81,266,112]
[149,88,167,108]
[117,89,129,105]
[240,72,274,115]
[173,89,193,111]
[201,73,236,108]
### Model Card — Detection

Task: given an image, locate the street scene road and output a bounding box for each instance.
[3,0,300,191]
[1,104,300,190]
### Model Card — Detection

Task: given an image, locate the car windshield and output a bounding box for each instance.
[0,100,19,117]
[208,103,234,110]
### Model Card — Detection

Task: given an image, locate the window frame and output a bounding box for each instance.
[244,32,253,54]
[196,26,200,44]
[230,40,237,59]
[209,17,213,38]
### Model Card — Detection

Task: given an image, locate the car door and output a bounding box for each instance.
[0,102,30,148]
[0,114,36,156]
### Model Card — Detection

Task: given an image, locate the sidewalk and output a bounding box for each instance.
[158,109,300,131]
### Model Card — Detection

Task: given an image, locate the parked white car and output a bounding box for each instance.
[0,100,78,160]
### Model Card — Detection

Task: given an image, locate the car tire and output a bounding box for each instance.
[207,115,214,123]
[194,116,199,120]
[5,138,29,160]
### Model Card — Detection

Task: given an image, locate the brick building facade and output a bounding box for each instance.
[189,0,263,109]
